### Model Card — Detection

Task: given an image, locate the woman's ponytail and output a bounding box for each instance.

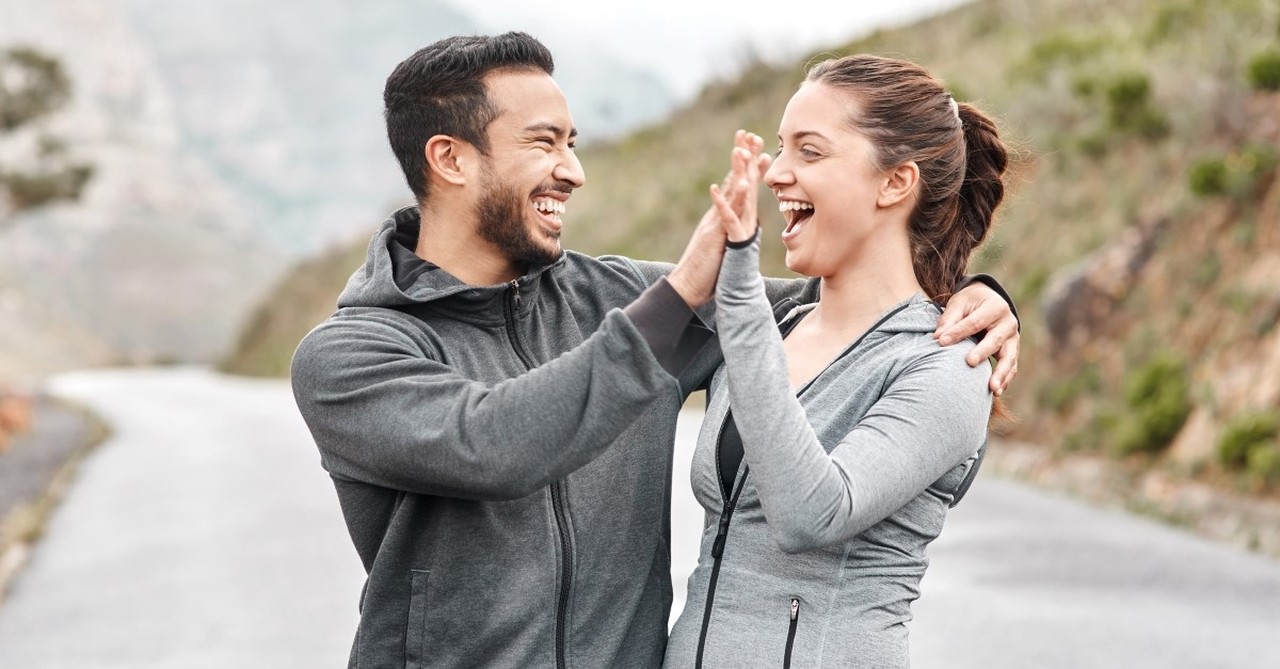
[955,103,1008,262]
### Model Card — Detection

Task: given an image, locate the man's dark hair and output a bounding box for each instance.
[383,32,555,202]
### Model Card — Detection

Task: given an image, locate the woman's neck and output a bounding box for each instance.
[808,237,922,335]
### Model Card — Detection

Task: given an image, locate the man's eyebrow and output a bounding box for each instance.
[524,122,578,140]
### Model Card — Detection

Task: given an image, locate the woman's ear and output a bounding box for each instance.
[425,135,469,187]
[878,160,919,209]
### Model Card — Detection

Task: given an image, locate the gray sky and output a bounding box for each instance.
[445,0,971,100]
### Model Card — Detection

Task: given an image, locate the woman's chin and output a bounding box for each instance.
[783,254,815,278]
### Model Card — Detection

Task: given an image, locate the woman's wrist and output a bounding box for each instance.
[725,224,760,249]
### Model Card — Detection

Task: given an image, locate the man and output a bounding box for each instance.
[291,32,1019,669]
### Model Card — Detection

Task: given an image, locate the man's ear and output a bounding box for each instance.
[878,160,919,209]
[425,135,470,187]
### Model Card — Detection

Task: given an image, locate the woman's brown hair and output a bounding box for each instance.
[805,54,1008,304]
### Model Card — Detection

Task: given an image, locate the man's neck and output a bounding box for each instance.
[414,204,523,286]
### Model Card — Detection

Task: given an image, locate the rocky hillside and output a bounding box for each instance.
[225,0,1280,500]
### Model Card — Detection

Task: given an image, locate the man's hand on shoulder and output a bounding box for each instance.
[934,282,1020,397]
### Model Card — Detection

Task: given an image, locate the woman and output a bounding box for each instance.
[665,54,1008,668]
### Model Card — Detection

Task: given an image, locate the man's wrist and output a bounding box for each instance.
[666,269,705,308]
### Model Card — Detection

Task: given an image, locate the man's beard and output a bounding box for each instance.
[475,178,562,272]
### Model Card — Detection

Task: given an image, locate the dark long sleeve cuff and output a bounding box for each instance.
[623,277,715,377]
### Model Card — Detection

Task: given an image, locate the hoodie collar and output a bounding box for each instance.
[337,206,563,321]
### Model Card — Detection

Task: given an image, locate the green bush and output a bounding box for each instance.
[1218,411,1280,468]
[1076,131,1110,158]
[1104,73,1169,139]
[1113,353,1192,456]
[1189,157,1229,196]
[1071,75,1098,98]
[1189,145,1279,199]
[1247,49,1280,91]
[1247,445,1280,485]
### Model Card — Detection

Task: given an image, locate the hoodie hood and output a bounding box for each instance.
[337,206,564,312]
[779,292,943,340]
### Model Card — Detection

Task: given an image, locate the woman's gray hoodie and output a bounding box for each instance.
[664,238,993,668]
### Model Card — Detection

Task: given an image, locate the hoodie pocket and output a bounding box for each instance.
[783,597,800,669]
[405,569,430,668]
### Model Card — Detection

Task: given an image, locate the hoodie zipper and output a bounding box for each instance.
[695,412,749,669]
[694,300,915,667]
[505,279,573,669]
[783,598,799,668]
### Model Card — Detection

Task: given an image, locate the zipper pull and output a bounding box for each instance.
[509,279,521,309]
[711,513,732,558]
[790,598,799,621]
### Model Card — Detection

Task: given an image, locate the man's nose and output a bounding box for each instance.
[556,150,586,188]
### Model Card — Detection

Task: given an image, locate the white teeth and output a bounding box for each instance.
[533,198,566,215]
[778,201,814,212]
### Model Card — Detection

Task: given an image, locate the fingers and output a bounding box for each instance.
[710,184,751,242]
[754,153,772,178]
[987,334,1020,396]
[712,131,769,243]
[935,306,998,346]
[955,317,1018,396]
[963,317,1012,365]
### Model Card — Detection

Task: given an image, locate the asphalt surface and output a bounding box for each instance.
[1,367,1278,668]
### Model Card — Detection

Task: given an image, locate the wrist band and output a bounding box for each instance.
[725,224,761,249]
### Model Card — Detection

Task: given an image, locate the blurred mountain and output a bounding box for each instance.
[116,0,675,254]
[226,0,1280,501]
[0,0,282,380]
[0,0,675,379]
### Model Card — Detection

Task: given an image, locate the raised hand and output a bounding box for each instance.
[710,131,771,243]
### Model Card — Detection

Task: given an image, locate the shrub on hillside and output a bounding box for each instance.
[1248,445,1280,486]
[1105,73,1169,140]
[1247,49,1280,91]
[1189,157,1229,196]
[1189,145,1279,199]
[1113,353,1192,456]
[1218,411,1280,468]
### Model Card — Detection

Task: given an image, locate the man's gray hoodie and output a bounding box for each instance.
[291,207,753,669]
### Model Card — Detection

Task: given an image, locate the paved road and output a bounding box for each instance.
[2,368,1278,668]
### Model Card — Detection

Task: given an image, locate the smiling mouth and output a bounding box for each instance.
[780,200,814,236]
[532,196,566,227]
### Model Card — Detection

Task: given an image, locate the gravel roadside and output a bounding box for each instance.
[0,395,107,602]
